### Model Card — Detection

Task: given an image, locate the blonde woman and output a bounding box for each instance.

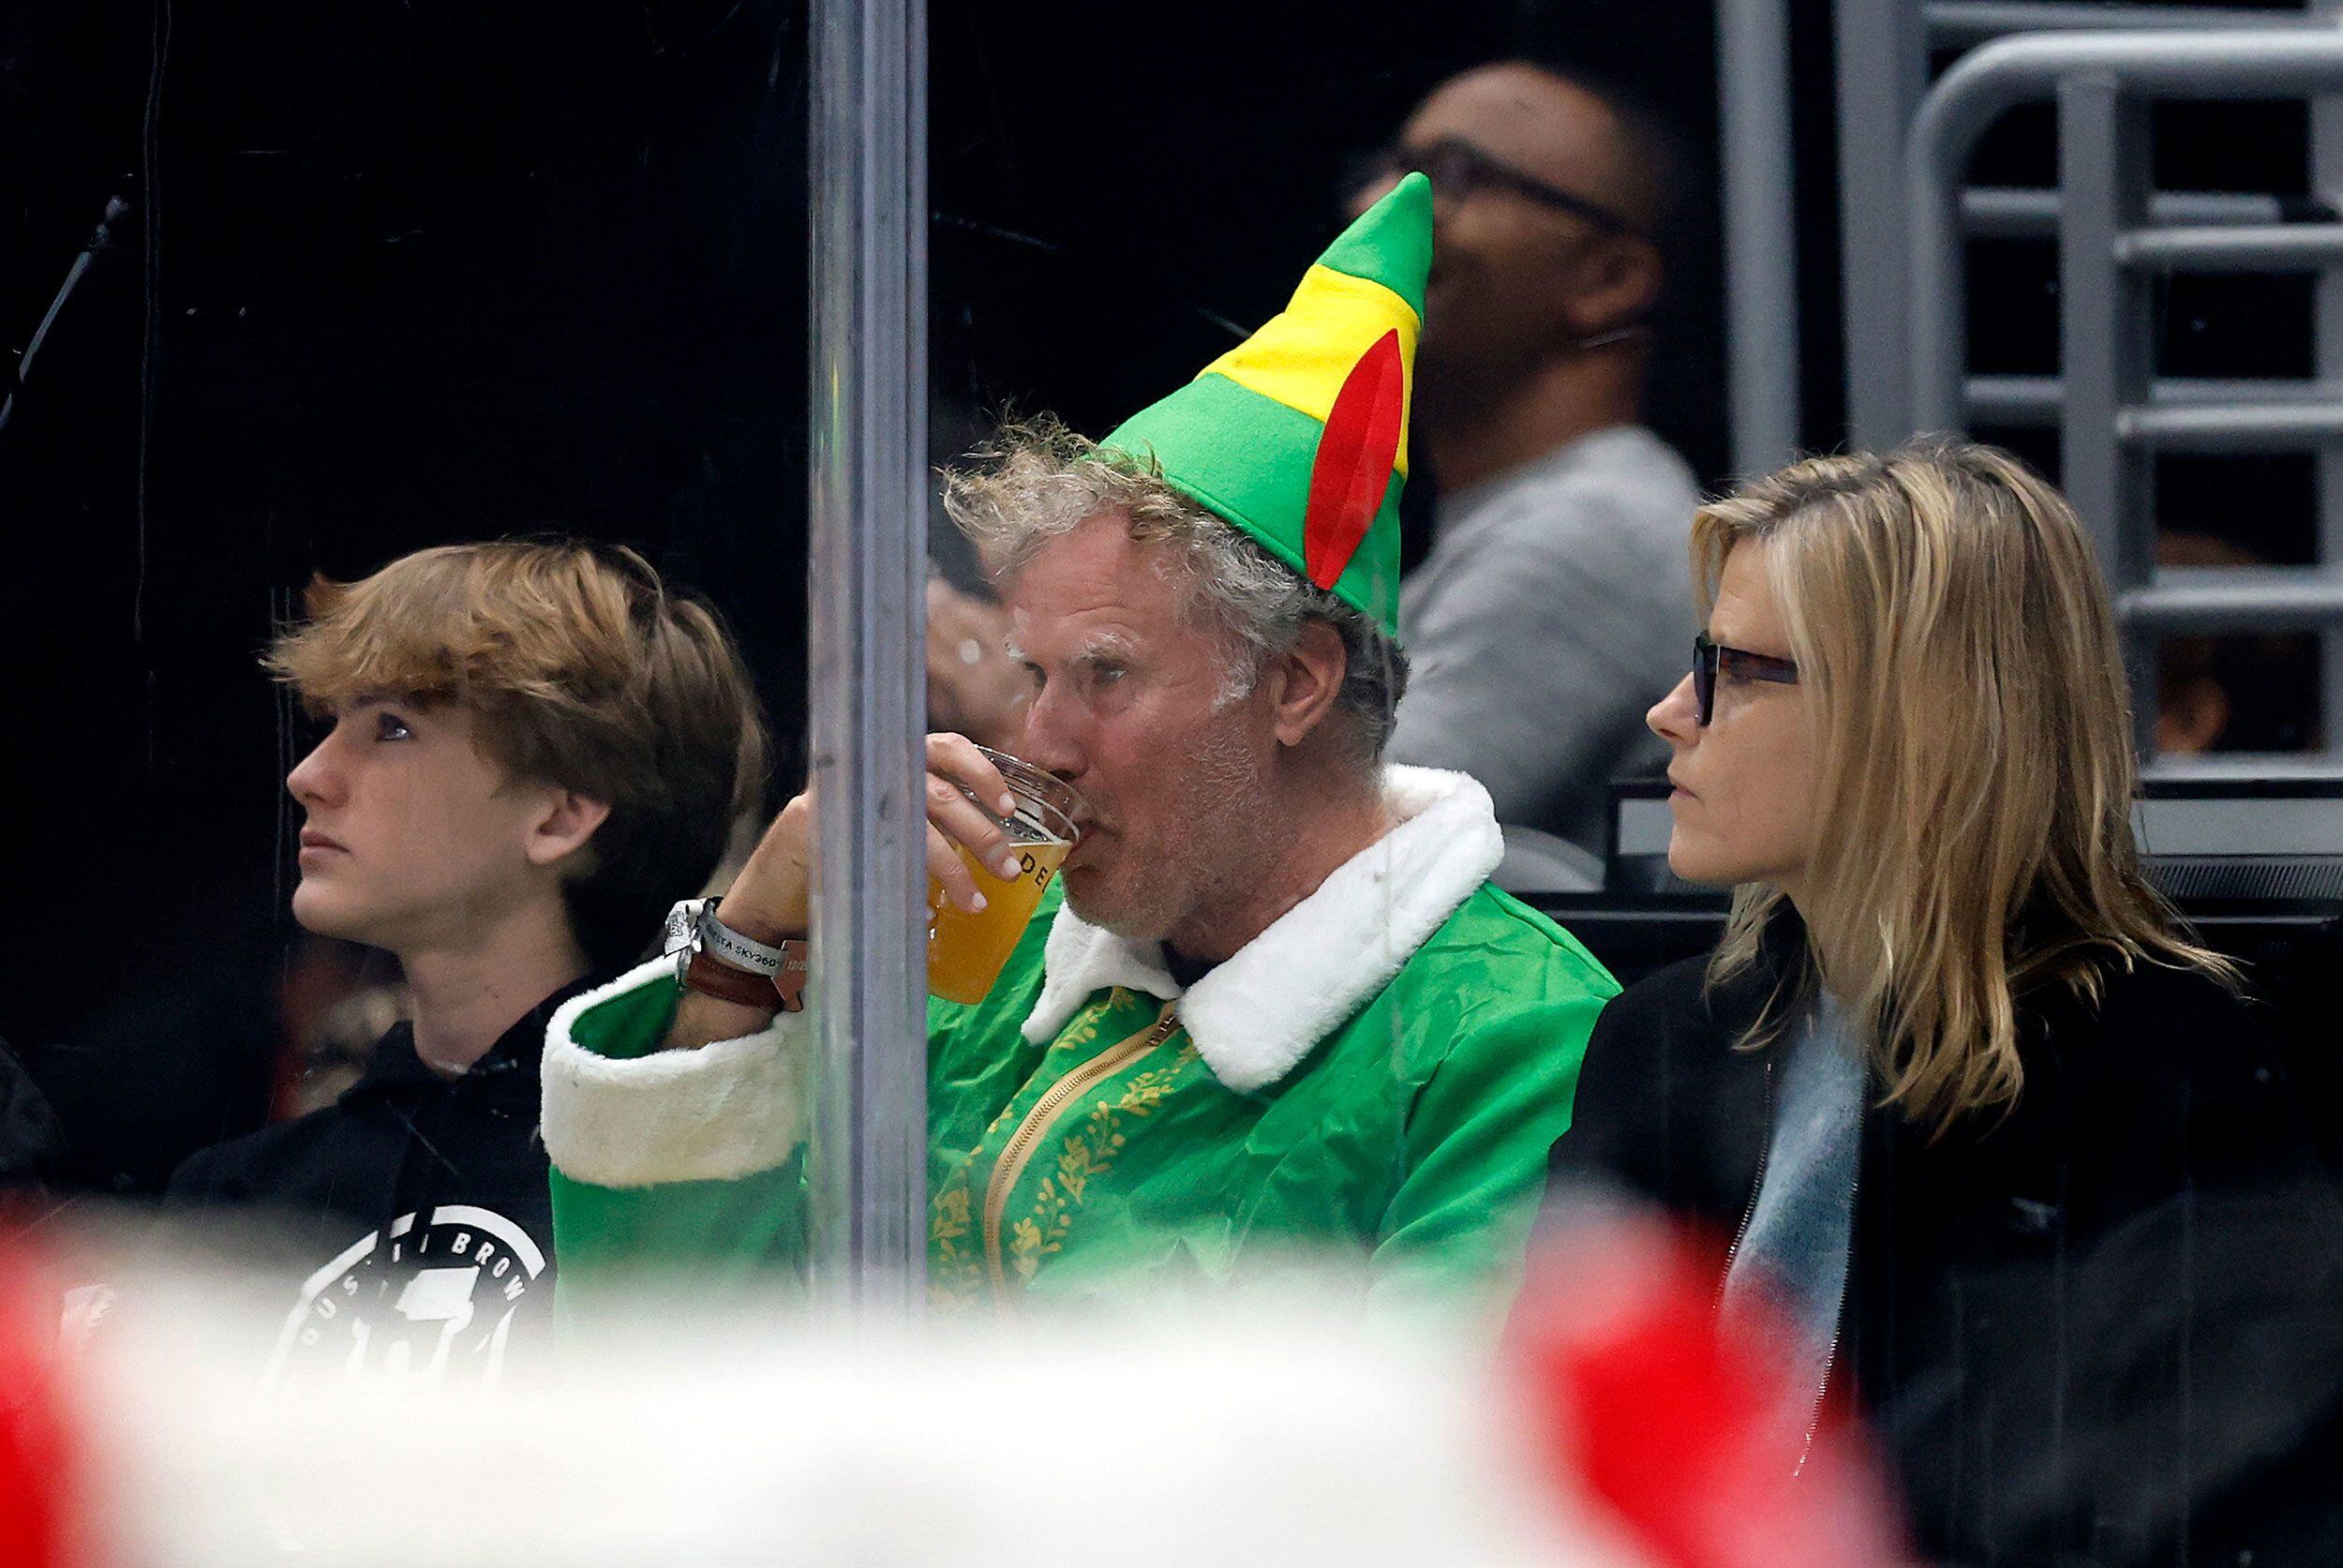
[1549,441,2341,1563]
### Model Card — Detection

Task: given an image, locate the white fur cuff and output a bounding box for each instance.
[541,957,811,1188]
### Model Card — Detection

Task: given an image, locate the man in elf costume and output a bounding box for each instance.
[540,174,1618,1308]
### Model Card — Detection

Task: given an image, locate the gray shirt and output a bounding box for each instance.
[1388,426,1701,854]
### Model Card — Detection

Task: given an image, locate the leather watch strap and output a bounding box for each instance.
[679,943,812,1013]
[681,948,778,1008]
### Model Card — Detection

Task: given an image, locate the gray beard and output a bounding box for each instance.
[1070,721,1274,951]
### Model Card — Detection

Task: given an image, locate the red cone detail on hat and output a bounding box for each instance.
[1303,330,1405,593]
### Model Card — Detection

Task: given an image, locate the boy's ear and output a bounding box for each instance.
[526,789,613,869]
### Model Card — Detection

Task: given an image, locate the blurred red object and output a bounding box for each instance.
[1506,1215,1905,1568]
[0,1247,79,1568]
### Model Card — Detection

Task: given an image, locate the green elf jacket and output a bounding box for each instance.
[540,767,1616,1311]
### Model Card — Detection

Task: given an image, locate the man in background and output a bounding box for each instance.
[1351,61,1703,866]
[925,574,1032,755]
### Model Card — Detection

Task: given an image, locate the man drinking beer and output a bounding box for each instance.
[541,175,1618,1308]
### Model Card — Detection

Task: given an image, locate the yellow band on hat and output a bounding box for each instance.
[1200,264,1422,479]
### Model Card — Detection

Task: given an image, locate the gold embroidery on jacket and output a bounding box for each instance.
[925,992,1129,1311]
[1006,1046,1198,1286]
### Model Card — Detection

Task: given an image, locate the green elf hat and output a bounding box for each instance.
[1100,172,1431,638]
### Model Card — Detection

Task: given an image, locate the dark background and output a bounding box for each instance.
[0,0,2310,1190]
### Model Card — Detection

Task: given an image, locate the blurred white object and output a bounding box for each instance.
[63,1267,1652,1568]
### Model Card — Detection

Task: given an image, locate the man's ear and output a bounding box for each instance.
[525,788,615,869]
[1563,234,1662,340]
[1268,620,1351,749]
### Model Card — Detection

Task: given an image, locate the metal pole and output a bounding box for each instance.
[806,0,930,1313]
[2120,400,2343,449]
[2056,73,2157,740]
[1717,0,1802,475]
[2312,0,2343,754]
[1834,0,1930,445]
[2123,567,2343,630]
[2117,224,2343,270]
[1966,373,2325,426]
[1927,2,2311,47]
[1964,187,2300,237]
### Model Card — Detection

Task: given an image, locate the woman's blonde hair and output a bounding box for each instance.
[267,541,768,971]
[1698,440,2236,1137]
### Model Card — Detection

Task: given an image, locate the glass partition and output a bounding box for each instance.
[2,7,2337,1564]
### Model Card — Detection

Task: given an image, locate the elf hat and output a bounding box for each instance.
[1101,172,1431,638]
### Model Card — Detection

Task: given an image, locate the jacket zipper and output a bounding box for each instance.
[1793,1161,1860,1478]
[982,1002,1180,1304]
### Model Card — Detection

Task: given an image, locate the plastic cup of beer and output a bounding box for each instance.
[927,748,1083,1005]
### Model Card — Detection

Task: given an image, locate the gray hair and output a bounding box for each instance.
[941,415,1409,767]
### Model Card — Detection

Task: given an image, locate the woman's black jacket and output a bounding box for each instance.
[1548,936,2343,1567]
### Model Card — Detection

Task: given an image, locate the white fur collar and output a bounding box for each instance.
[1021,766,1503,1094]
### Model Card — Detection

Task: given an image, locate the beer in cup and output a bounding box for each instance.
[928,748,1083,1005]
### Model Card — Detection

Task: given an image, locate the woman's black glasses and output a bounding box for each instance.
[1347,137,1640,236]
[1693,634,1799,726]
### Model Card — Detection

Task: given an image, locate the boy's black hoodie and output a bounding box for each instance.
[168,979,589,1384]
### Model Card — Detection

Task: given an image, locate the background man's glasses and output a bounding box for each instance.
[1693,634,1799,726]
[1348,137,1640,236]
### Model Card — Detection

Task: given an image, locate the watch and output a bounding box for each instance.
[662,897,810,1012]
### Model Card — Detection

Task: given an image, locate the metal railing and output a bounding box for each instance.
[1904,22,2343,765]
[1834,0,2331,439]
